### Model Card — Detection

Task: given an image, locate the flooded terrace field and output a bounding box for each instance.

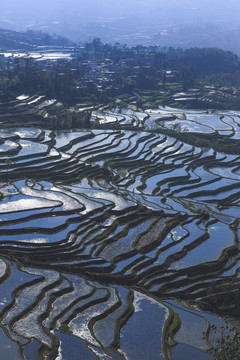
[0,107,240,359]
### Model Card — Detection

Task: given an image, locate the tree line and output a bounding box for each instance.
[0,39,240,105]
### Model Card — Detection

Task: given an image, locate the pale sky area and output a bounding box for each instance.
[0,0,240,51]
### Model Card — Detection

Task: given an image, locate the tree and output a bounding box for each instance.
[179,65,196,89]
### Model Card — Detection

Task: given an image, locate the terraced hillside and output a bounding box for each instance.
[0,28,73,51]
[0,107,240,359]
[0,95,90,130]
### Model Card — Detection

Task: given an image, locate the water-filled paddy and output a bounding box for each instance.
[0,108,239,359]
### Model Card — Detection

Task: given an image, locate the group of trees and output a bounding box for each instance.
[0,39,240,106]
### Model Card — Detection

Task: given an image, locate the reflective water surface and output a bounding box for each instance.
[0,108,240,359]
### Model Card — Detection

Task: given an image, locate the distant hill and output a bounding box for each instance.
[0,28,74,51]
[1,0,240,53]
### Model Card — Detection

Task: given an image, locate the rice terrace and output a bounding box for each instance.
[0,93,239,359]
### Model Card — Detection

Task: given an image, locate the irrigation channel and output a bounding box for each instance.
[0,106,240,359]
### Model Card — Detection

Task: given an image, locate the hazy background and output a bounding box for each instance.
[0,0,240,52]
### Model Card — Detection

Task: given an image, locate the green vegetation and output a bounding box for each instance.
[1,37,240,117]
